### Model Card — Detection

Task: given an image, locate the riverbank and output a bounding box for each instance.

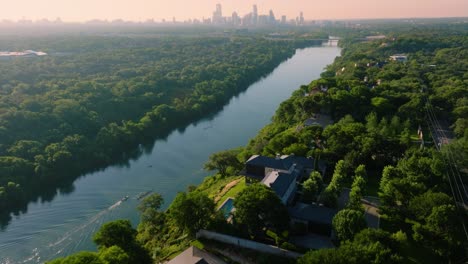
[0,45,341,264]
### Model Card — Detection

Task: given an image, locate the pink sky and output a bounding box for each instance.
[2,0,467,22]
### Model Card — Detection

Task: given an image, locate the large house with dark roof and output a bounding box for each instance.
[243,154,325,205]
[288,202,338,236]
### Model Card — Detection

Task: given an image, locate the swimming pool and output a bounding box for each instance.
[218,198,235,218]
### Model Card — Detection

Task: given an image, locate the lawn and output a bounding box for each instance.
[196,175,242,199]
[216,177,247,208]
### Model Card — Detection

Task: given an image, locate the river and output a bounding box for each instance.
[0,45,340,264]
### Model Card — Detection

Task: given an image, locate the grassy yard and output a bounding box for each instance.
[196,175,242,199]
[194,174,247,208]
[216,177,247,208]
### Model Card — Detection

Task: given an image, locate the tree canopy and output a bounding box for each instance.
[233,183,290,236]
[332,209,367,242]
[169,191,215,235]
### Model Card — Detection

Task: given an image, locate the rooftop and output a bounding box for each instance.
[246,155,291,171]
[288,203,338,225]
[167,246,226,264]
[0,50,47,57]
[261,170,298,197]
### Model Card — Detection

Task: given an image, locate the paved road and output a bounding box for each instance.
[364,204,380,229]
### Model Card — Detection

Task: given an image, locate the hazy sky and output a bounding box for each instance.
[2,0,467,22]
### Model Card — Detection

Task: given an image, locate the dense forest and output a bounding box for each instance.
[48,24,467,264]
[0,34,322,223]
[239,29,468,263]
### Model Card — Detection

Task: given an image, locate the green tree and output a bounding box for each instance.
[204,149,243,177]
[319,187,339,208]
[169,191,215,235]
[378,166,402,218]
[389,116,401,137]
[330,160,347,191]
[46,251,103,264]
[99,246,131,264]
[234,183,289,235]
[408,191,451,221]
[137,193,164,224]
[371,97,392,117]
[93,220,151,264]
[347,175,366,211]
[365,112,379,133]
[399,128,412,146]
[93,220,137,250]
[354,164,367,180]
[332,209,367,242]
[297,241,396,264]
[318,160,346,208]
[298,228,405,264]
[412,205,466,261]
[302,171,323,203]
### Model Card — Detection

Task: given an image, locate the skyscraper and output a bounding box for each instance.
[212,3,223,24]
[232,11,240,26]
[252,5,258,25]
[216,4,222,17]
[269,10,276,24]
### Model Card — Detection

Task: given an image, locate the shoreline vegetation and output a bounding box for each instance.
[0,33,324,226]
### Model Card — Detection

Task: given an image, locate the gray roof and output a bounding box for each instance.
[282,156,315,169]
[167,246,226,264]
[288,203,338,225]
[247,155,291,171]
[262,170,298,197]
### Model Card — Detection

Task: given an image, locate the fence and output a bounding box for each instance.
[196,229,302,259]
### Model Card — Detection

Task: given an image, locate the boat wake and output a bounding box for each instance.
[16,197,128,264]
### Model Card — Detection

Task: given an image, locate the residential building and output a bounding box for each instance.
[244,154,325,205]
[288,203,338,236]
[389,54,408,62]
[167,246,226,264]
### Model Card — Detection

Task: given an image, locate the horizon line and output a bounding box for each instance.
[2,16,467,24]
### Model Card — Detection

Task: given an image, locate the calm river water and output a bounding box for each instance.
[0,45,340,264]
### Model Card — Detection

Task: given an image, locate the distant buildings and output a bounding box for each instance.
[0,50,47,58]
[207,3,305,27]
[212,3,224,24]
[231,12,240,26]
[389,54,408,62]
[252,4,258,25]
[281,15,287,24]
[298,12,305,25]
[0,4,324,28]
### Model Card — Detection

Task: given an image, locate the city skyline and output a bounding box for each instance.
[1,0,467,23]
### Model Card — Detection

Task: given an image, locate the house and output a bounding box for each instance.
[244,154,326,205]
[167,246,226,264]
[261,166,300,204]
[304,113,333,128]
[288,203,338,236]
[245,154,317,180]
[389,54,408,62]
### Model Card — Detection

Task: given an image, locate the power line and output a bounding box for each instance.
[423,96,468,241]
[425,100,468,199]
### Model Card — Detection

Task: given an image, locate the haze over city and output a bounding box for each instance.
[1,0,467,22]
